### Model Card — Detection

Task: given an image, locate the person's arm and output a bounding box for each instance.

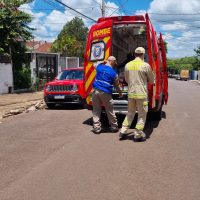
[114,75,123,97]
[146,64,155,84]
[124,64,129,83]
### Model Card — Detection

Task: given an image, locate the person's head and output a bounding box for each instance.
[134,47,145,60]
[106,56,117,67]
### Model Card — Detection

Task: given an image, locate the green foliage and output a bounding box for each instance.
[0,0,33,56]
[164,40,168,54]
[194,46,200,70]
[167,56,199,73]
[13,66,31,89]
[194,46,200,56]
[51,17,88,58]
[0,0,33,89]
[11,42,32,89]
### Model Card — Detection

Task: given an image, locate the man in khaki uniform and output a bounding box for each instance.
[119,47,154,141]
[92,56,122,134]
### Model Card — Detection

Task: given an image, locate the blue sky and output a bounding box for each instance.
[20,0,200,58]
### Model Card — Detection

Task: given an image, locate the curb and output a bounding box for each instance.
[0,98,43,106]
[189,80,200,84]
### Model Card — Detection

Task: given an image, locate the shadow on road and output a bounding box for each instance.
[83,111,166,139]
[145,110,166,138]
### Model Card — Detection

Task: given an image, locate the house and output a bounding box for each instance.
[26,41,60,89]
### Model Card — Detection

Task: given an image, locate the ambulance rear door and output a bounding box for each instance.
[84,19,113,105]
[145,13,161,110]
[159,33,168,104]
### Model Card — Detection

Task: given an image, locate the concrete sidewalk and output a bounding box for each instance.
[0,91,43,117]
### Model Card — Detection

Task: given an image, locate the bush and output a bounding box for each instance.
[14,66,31,90]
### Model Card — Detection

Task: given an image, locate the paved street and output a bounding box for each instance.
[0,79,200,200]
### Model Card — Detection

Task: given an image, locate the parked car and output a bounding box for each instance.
[44,68,85,108]
[168,74,180,79]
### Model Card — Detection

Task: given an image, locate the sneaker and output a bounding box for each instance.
[110,127,119,133]
[119,132,126,140]
[134,131,146,141]
[92,128,101,134]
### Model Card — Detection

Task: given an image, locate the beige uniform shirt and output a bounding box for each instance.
[124,57,154,99]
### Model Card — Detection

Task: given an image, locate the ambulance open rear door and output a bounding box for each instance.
[84,19,113,106]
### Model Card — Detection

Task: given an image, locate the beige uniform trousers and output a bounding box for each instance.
[121,98,148,134]
[92,89,118,130]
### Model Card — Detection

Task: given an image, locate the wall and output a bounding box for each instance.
[0,63,13,94]
[66,57,79,68]
[59,57,79,70]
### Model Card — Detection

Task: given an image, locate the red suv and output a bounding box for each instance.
[44,68,85,109]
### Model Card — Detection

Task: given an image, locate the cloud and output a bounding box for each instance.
[148,0,200,57]
[45,10,69,32]
[160,22,188,31]
[21,0,200,58]
[20,0,120,42]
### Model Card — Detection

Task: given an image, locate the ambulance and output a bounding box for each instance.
[84,14,168,120]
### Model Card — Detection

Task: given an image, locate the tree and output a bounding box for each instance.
[51,17,88,58]
[167,56,199,74]
[164,40,168,54]
[0,0,33,56]
[0,0,34,89]
[194,46,200,70]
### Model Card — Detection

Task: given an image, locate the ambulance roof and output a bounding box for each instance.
[97,15,146,24]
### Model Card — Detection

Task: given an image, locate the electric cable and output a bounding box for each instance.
[52,0,96,22]
[109,0,129,16]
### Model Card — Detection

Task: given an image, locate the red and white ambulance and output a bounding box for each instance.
[84,14,168,120]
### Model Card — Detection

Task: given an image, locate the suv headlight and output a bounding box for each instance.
[46,85,51,91]
[72,84,78,92]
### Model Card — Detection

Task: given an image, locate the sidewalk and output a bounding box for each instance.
[0,91,43,117]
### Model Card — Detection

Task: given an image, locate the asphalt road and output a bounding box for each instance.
[0,79,200,200]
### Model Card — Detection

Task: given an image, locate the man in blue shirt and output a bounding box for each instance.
[92,56,122,134]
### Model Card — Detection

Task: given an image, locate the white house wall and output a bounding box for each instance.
[0,63,13,94]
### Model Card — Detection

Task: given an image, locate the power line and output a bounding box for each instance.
[163,33,200,39]
[42,0,63,11]
[52,0,96,22]
[149,12,200,15]
[40,0,97,24]
[20,7,99,11]
[98,6,200,16]
[91,0,101,6]
[117,0,127,15]
[151,18,200,22]
[163,35,199,45]
[109,0,129,16]
[153,19,200,29]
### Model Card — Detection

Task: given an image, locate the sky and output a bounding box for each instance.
[19,0,200,58]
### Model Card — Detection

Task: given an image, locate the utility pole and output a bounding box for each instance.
[101,0,105,17]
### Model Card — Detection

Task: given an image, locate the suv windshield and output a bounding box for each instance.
[57,70,84,80]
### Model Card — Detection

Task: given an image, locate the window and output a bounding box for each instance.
[57,70,84,80]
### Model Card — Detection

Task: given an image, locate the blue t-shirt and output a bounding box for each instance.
[93,64,117,94]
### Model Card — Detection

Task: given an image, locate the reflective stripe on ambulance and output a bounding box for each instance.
[85,36,111,104]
